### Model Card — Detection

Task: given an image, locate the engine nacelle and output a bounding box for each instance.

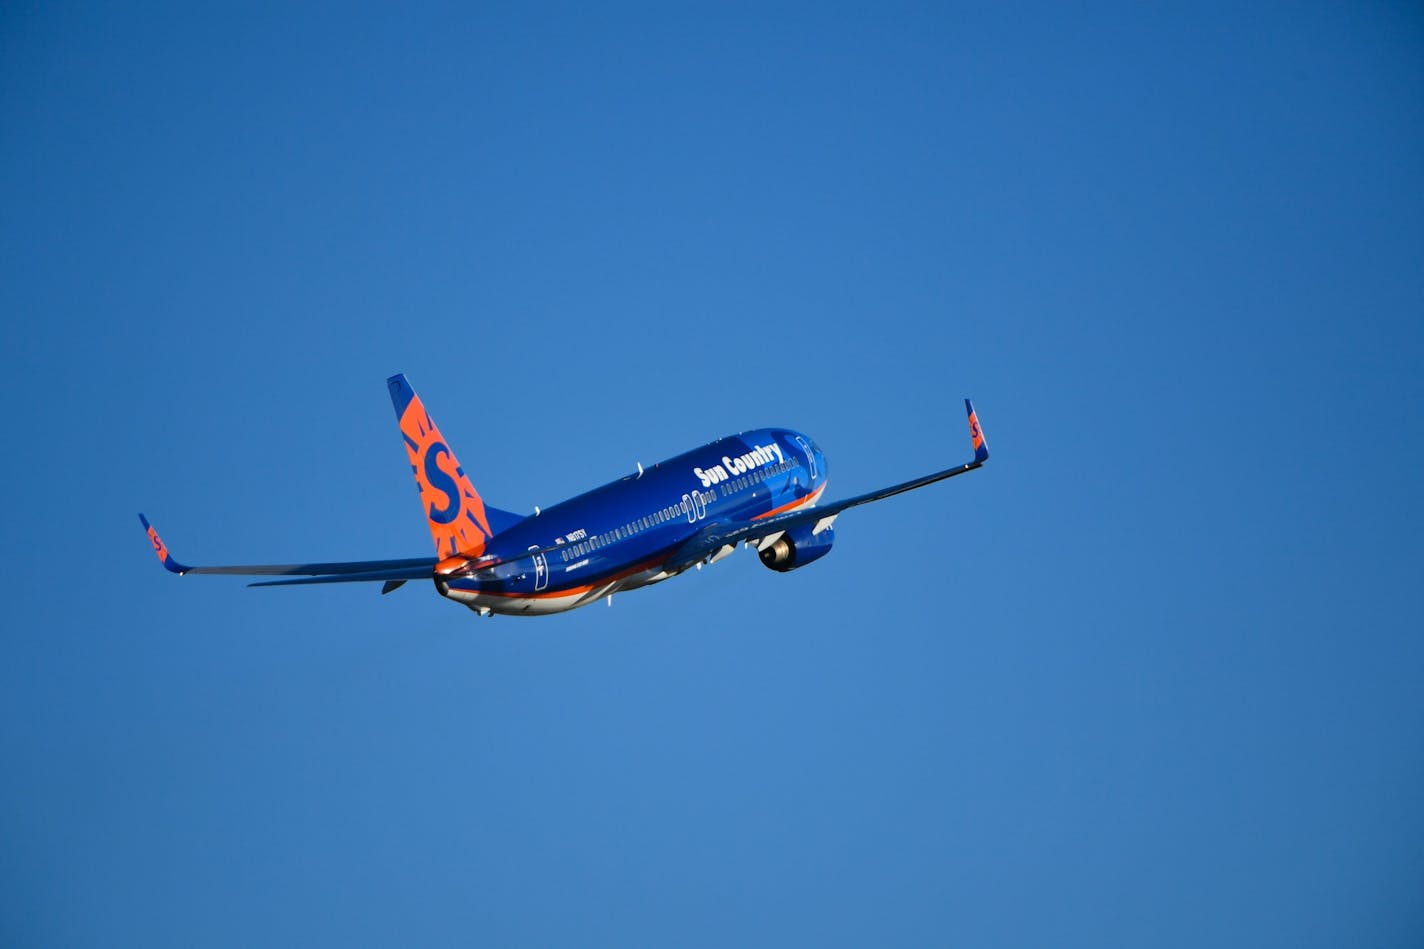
[758,523,835,572]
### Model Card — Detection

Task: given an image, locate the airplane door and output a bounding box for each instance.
[529,546,549,592]
[793,436,817,479]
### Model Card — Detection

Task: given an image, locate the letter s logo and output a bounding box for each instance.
[423,441,461,524]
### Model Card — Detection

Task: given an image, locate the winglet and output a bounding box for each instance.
[138,513,190,574]
[965,399,989,464]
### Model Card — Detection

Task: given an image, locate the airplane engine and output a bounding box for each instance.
[758,523,835,572]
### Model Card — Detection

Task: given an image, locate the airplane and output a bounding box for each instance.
[141,374,989,617]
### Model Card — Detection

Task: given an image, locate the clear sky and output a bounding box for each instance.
[3,2,1422,945]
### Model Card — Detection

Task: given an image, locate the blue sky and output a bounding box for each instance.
[3,2,1422,945]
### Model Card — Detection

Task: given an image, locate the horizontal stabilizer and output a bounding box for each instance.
[249,566,435,588]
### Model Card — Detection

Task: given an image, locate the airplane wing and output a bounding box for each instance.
[663,398,990,572]
[139,513,438,583]
[139,514,566,590]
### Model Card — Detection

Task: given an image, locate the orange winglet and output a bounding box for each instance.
[965,399,989,463]
[138,514,188,574]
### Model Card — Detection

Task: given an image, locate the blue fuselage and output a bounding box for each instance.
[439,428,828,615]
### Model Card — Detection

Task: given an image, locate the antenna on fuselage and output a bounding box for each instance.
[636,462,644,478]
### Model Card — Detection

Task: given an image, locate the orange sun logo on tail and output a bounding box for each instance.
[396,393,493,559]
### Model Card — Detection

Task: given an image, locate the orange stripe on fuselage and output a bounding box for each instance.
[754,482,826,520]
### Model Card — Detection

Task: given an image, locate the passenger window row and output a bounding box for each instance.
[558,455,799,563]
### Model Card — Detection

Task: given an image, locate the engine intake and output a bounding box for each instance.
[758,523,835,572]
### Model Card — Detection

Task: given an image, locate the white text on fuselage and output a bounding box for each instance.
[694,442,785,489]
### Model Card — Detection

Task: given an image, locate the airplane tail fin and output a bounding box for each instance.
[388,374,523,559]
